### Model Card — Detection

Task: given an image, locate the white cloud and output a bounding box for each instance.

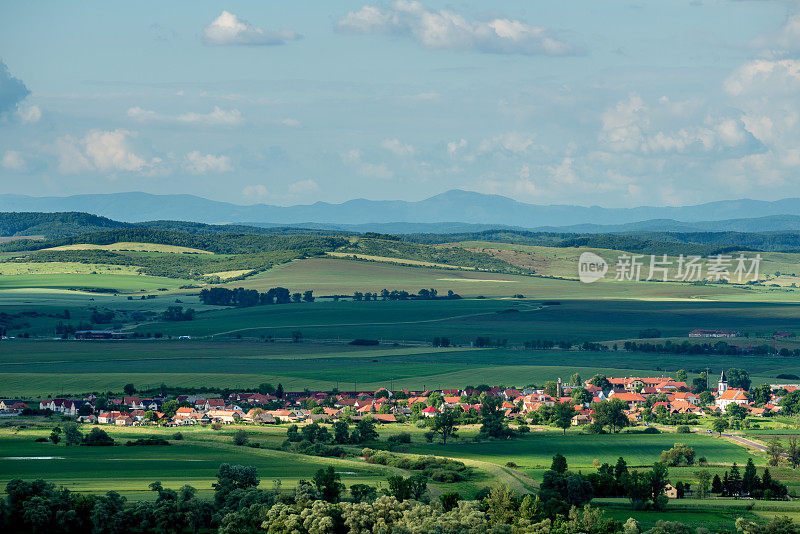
[54,129,151,174]
[280,118,301,127]
[128,106,244,127]
[447,138,467,157]
[16,104,41,124]
[342,149,394,179]
[203,11,300,46]
[183,151,233,174]
[242,184,269,201]
[599,95,750,154]
[1,150,25,170]
[724,59,800,96]
[477,132,537,155]
[288,179,320,194]
[752,12,800,58]
[337,1,575,55]
[381,138,415,156]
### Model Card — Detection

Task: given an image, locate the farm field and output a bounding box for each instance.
[135,297,800,343]
[0,424,386,499]
[2,336,800,398]
[0,273,187,292]
[43,241,214,254]
[227,257,800,301]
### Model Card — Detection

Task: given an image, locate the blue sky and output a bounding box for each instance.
[1,0,799,207]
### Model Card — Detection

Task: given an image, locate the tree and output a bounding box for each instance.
[332,421,349,444]
[62,422,83,446]
[258,382,275,395]
[594,398,630,433]
[480,395,510,438]
[750,383,772,406]
[676,369,688,383]
[695,470,711,499]
[431,406,459,445]
[589,374,612,390]
[767,437,784,467]
[123,383,136,396]
[303,290,314,302]
[485,484,515,526]
[571,387,593,405]
[355,417,378,442]
[726,368,751,390]
[712,418,729,435]
[551,453,568,474]
[552,401,575,435]
[743,458,758,495]
[313,466,345,503]
[350,483,376,503]
[544,381,558,397]
[570,373,583,386]
[711,474,723,494]
[49,426,61,444]
[649,462,670,510]
[788,436,800,469]
[232,430,249,447]
[276,383,284,398]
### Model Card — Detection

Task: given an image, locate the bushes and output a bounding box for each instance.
[232,430,249,447]
[676,425,691,434]
[125,436,170,446]
[364,451,471,482]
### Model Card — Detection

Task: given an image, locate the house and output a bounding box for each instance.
[205,399,225,411]
[115,416,133,426]
[206,409,241,424]
[421,406,438,417]
[716,389,749,410]
[244,409,276,424]
[608,391,646,408]
[689,329,740,338]
[373,413,397,423]
[664,484,679,499]
[123,397,145,410]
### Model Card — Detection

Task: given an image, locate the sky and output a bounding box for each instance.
[1,0,799,208]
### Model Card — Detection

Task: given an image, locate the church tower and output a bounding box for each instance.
[718,370,728,395]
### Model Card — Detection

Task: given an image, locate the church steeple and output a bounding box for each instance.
[718,370,728,395]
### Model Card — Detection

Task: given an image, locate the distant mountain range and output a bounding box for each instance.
[4,189,800,233]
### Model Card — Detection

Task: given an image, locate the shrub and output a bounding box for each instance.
[125,436,170,446]
[518,425,530,433]
[677,425,691,434]
[233,430,249,446]
[505,461,518,468]
[172,432,183,440]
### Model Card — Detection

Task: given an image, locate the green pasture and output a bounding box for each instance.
[3,335,800,396]
[230,258,800,301]
[0,273,186,292]
[0,425,386,499]
[135,298,800,344]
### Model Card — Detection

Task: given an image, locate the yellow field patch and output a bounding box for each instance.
[0,262,141,276]
[326,252,475,270]
[436,277,518,283]
[203,269,254,280]
[45,242,213,254]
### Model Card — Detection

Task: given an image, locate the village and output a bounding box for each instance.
[0,370,789,430]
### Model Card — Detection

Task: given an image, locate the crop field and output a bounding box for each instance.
[0,261,143,276]
[43,241,214,254]
[228,258,800,301]
[0,425,387,499]
[136,298,800,343]
[0,273,187,292]
[3,334,800,397]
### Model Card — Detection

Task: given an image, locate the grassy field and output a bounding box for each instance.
[4,334,800,397]
[0,262,143,276]
[0,273,187,292]
[229,257,800,301]
[43,242,213,254]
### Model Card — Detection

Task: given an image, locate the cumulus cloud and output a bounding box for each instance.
[16,104,41,124]
[0,61,30,116]
[447,139,467,157]
[2,150,25,171]
[288,179,320,193]
[242,184,269,201]
[342,149,394,179]
[752,12,800,58]
[127,106,244,127]
[203,11,300,46]
[599,95,751,154]
[477,132,538,155]
[336,1,575,55]
[182,151,233,174]
[54,129,151,174]
[381,138,415,156]
[724,59,800,96]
